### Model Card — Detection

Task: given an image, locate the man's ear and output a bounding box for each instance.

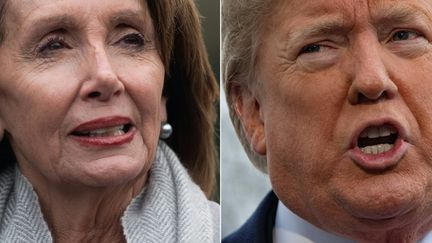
[231,85,266,155]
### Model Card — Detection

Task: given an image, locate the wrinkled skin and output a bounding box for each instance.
[0,0,165,241]
[0,0,165,188]
[235,0,432,242]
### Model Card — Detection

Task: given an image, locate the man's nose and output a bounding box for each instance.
[79,44,125,102]
[347,37,398,105]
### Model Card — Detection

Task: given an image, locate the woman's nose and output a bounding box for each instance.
[80,46,125,102]
[347,39,398,105]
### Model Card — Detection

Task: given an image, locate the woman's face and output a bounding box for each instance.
[0,0,165,187]
[239,0,432,240]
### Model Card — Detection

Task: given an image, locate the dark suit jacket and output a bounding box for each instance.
[223,191,278,243]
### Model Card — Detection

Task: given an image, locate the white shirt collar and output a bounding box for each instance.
[273,200,432,243]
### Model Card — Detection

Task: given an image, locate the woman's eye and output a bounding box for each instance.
[299,44,322,55]
[118,33,145,47]
[391,30,421,42]
[37,36,70,56]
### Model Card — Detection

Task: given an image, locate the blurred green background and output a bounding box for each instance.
[196,0,220,201]
[197,0,220,81]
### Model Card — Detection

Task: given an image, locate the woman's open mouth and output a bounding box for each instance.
[72,124,132,137]
[349,121,408,171]
[70,116,136,146]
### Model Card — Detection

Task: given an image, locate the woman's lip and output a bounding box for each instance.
[71,126,136,147]
[71,116,133,133]
[69,116,135,147]
[349,138,408,171]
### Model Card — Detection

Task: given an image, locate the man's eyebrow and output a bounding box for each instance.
[285,18,351,44]
[372,5,432,30]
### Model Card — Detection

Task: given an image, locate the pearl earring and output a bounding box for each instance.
[160,123,173,139]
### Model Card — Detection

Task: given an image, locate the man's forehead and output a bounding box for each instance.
[266,0,432,36]
[272,0,432,19]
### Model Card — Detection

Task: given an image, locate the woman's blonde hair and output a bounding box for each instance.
[0,0,219,198]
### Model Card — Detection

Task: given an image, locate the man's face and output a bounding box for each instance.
[237,0,432,240]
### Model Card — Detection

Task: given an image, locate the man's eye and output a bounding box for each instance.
[391,30,420,42]
[299,44,321,55]
[118,33,145,47]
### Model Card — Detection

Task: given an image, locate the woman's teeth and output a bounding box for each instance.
[77,125,126,137]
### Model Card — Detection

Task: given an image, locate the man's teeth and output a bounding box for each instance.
[360,144,394,155]
[359,125,397,139]
[84,125,125,137]
[358,125,399,155]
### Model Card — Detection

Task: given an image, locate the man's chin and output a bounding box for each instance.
[330,174,426,229]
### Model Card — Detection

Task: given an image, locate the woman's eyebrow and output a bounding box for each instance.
[25,10,147,36]
[108,10,146,29]
[19,14,80,52]
[28,14,80,34]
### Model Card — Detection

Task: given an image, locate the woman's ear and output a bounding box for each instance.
[231,85,266,155]
[0,118,5,141]
[160,97,167,123]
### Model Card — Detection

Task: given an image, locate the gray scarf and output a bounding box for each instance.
[0,142,220,242]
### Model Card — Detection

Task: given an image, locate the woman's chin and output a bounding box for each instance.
[67,155,149,187]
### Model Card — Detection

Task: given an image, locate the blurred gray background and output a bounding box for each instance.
[197,0,271,237]
[220,91,271,237]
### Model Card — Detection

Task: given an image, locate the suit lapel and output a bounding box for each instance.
[223,191,278,243]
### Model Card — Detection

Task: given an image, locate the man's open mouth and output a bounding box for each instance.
[350,120,408,171]
[357,125,398,155]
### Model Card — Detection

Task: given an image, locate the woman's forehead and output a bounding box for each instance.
[4,0,148,29]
